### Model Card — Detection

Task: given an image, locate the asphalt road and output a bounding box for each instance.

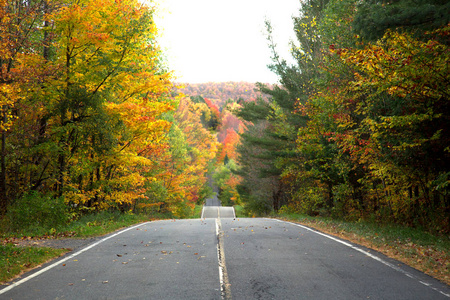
[205,195,221,207]
[1,218,449,299]
[202,194,235,219]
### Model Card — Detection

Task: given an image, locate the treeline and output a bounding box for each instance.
[0,0,217,228]
[235,0,449,232]
[176,82,271,108]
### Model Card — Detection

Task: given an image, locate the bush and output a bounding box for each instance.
[6,191,70,233]
[289,186,327,216]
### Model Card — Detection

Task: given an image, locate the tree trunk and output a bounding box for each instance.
[0,106,7,215]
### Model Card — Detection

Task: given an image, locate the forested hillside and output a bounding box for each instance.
[176,82,271,108]
[233,0,449,233]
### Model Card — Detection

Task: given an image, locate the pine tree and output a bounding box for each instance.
[353,0,450,42]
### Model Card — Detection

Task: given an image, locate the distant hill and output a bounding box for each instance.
[175,82,271,108]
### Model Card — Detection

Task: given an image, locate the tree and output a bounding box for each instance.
[331,27,450,226]
[0,0,176,216]
[353,0,450,42]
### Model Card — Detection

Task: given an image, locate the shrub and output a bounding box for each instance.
[6,191,70,233]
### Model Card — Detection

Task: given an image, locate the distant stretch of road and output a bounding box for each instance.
[201,195,235,219]
[1,208,449,299]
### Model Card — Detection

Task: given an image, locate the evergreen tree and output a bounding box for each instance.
[353,0,450,42]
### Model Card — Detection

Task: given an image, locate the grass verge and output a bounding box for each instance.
[234,205,247,218]
[190,204,203,219]
[0,244,67,284]
[274,212,450,285]
[62,211,153,238]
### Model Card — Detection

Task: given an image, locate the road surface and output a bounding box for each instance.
[202,194,235,219]
[1,218,449,299]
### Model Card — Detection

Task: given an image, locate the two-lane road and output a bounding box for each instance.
[201,195,235,219]
[1,218,449,299]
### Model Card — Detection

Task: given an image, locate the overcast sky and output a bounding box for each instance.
[155,0,300,83]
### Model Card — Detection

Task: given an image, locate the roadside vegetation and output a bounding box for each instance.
[0,244,67,284]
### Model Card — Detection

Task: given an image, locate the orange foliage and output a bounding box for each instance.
[219,128,240,162]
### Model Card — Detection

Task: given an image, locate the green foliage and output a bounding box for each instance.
[6,192,70,234]
[353,0,450,42]
[293,186,328,216]
[233,205,247,218]
[233,0,449,234]
[213,160,239,206]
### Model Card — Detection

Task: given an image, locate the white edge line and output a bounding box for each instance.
[215,219,224,293]
[217,242,224,295]
[267,218,450,298]
[216,218,227,299]
[0,221,153,295]
[215,218,219,236]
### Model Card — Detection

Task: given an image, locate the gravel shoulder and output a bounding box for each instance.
[3,237,98,251]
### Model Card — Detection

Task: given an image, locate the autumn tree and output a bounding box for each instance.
[234,0,449,232]
[1,0,176,218]
[0,0,54,214]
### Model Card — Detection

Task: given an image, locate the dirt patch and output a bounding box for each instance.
[2,237,98,251]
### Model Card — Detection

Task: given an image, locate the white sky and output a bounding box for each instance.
[154,0,300,83]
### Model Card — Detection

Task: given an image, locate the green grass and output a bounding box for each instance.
[274,212,450,285]
[62,211,153,238]
[276,212,450,250]
[234,205,247,218]
[1,211,152,239]
[0,244,67,284]
[191,204,203,219]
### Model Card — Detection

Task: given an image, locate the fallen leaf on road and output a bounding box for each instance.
[68,283,74,286]
[103,281,108,284]
[116,254,122,257]
[122,262,128,264]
